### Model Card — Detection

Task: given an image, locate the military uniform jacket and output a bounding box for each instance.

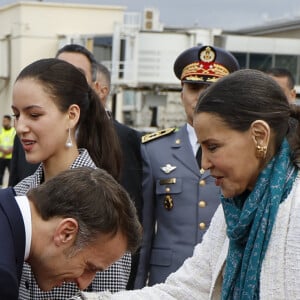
[134,125,220,287]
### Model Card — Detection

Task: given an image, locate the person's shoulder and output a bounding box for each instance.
[113,120,142,140]
[114,120,136,133]
[0,187,16,203]
[114,119,128,131]
[142,127,177,144]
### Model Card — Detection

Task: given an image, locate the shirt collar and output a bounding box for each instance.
[15,195,32,260]
[186,123,199,156]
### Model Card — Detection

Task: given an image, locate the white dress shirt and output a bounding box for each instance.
[15,195,32,260]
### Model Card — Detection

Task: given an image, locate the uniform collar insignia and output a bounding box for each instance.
[161,164,177,174]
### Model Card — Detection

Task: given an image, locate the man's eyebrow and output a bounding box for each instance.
[86,262,104,272]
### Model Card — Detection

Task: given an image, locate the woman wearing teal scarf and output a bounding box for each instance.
[194,69,299,299]
[69,69,300,300]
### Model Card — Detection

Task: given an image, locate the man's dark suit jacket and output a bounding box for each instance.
[0,187,26,299]
[113,120,143,289]
[114,120,142,220]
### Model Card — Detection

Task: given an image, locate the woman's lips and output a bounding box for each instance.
[212,175,224,186]
[21,139,36,152]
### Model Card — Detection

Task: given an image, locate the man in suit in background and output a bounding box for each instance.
[0,167,141,300]
[134,45,240,287]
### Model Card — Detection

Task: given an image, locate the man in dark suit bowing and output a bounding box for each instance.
[0,167,141,300]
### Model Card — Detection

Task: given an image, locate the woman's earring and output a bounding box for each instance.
[256,144,267,159]
[65,128,73,148]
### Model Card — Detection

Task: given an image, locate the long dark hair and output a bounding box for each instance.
[16,58,122,180]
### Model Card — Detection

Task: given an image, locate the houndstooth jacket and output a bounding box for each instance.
[14,149,131,300]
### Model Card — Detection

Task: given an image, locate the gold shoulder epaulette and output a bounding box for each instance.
[142,128,176,143]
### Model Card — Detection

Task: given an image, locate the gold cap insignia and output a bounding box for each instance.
[200,46,216,63]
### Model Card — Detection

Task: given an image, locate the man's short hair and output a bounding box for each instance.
[56,44,98,81]
[3,115,11,121]
[266,67,295,90]
[27,167,142,253]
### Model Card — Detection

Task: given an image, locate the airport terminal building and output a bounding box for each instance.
[1,2,300,130]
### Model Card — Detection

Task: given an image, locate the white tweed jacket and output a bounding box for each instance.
[78,172,300,300]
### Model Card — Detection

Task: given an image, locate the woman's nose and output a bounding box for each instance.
[14,116,29,135]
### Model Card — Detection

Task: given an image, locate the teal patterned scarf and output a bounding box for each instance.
[221,139,297,300]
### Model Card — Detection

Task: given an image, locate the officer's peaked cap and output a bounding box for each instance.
[174,45,240,84]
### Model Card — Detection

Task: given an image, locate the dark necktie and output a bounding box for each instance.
[196,146,202,168]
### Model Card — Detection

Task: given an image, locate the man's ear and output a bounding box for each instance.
[251,120,270,149]
[93,80,101,95]
[290,88,297,103]
[100,85,109,100]
[93,81,107,106]
[53,218,78,247]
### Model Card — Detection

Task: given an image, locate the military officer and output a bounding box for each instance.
[134,45,240,288]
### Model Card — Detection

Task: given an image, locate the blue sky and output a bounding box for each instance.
[1,0,300,30]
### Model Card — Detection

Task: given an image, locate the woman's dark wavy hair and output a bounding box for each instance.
[195,68,300,166]
[16,58,122,180]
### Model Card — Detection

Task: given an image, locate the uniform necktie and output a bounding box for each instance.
[196,146,202,168]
